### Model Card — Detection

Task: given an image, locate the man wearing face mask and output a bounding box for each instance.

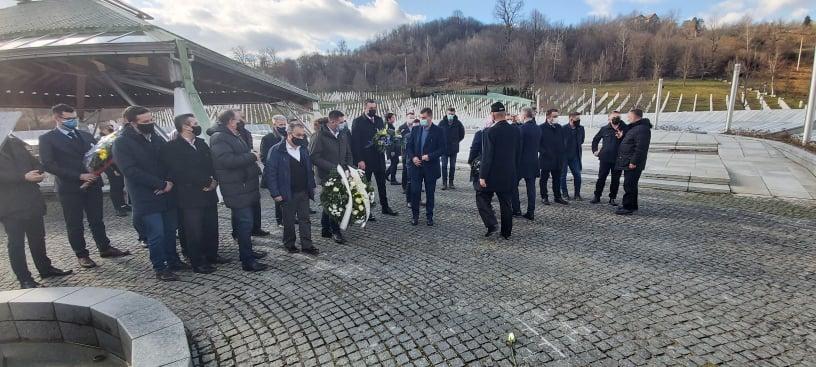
[232,110,269,238]
[350,99,399,219]
[538,109,568,206]
[114,106,185,281]
[591,111,627,206]
[39,104,130,269]
[384,113,401,185]
[398,111,415,194]
[405,108,445,226]
[261,115,289,227]
[438,107,465,190]
[310,110,354,244]
[560,112,585,200]
[264,122,319,255]
[160,114,225,274]
[210,109,269,272]
[477,102,521,240]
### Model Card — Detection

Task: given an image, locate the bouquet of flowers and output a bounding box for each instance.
[372,128,400,153]
[81,132,117,189]
[320,165,376,229]
[470,156,481,179]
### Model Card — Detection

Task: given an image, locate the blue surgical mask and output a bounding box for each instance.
[447,114,455,119]
[420,119,429,127]
[339,122,347,130]
[62,118,78,130]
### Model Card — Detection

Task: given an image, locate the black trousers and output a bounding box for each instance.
[181,206,219,267]
[622,169,643,211]
[364,166,391,210]
[387,153,399,182]
[594,161,622,200]
[401,158,409,190]
[232,199,264,236]
[476,189,513,237]
[107,172,126,209]
[57,188,111,257]
[2,215,52,282]
[539,169,562,200]
[512,177,537,215]
[321,211,341,235]
[274,202,283,225]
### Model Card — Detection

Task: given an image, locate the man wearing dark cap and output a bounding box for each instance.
[477,102,521,240]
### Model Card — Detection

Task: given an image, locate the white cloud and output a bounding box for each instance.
[585,0,614,17]
[132,0,424,58]
[703,0,813,25]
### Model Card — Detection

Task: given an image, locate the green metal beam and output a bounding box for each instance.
[175,39,210,136]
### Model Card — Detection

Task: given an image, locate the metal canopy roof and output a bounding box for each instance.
[0,0,318,109]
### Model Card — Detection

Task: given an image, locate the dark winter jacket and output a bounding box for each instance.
[309,124,354,184]
[479,121,521,192]
[439,115,466,155]
[0,136,46,220]
[518,119,542,179]
[350,114,386,170]
[538,121,566,171]
[113,126,174,216]
[160,136,219,209]
[562,123,585,160]
[264,141,315,202]
[209,124,261,209]
[616,118,652,171]
[591,121,627,164]
[260,127,287,165]
[38,128,101,193]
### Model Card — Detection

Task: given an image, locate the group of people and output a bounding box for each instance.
[0,98,651,288]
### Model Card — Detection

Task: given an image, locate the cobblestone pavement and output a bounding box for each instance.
[1,177,816,366]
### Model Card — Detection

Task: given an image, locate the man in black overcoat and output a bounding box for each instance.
[477,102,521,240]
[538,108,568,206]
[350,99,398,218]
[511,107,541,220]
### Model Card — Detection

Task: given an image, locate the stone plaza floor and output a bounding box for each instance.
[1,178,815,366]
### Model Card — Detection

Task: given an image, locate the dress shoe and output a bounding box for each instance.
[19,279,40,289]
[522,213,535,221]
[615,208,634,215]
[192,265,217,274]
[252,250,268,259]
[78,257,97,268]
[390,180,401,186]
[449,182,456,189]
[426,219,434,226]
[332,233,346,244]
[541,197,551,205]
[121,204,132,212]
[382,207,398,216]
[251,229,270,237]
[501,234,511,240]
[138,240,148,249]
[485,226,497,237]
[574,194,583,201]
[242,261,269,272]
[115,210,128,217]
[321,230,333,238]
[302,247,320,256]
[590,197,601,204]
[99,246,131,258]
[441,183,448,190]
[286,247,300,254]
[368,215,377,222]
[608,198,619,206]
[208,256,232,264]
[512,212,523,217]
[554,198,569,205]
[411,218,419,226]
[310,209,317,214]
[39,266,73,279]
[170,261,191,272]
[155,270,179,282]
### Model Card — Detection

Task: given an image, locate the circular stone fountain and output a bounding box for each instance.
[0,287,191,367]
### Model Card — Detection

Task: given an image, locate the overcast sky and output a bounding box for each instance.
[0,0,812,58]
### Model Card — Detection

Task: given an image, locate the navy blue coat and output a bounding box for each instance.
[562,123,585,160]
[538,122,566,171]
[405,124,446,180]
[518,119,541,179]
[264,141,316,202]
[38,128,102,193]
[113,126,174,216]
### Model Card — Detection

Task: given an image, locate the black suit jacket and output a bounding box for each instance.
[0,136,47,220]
[160,137,218,209]
[350,114,386,170]
[38,128,101,193]
[479,121,521,192]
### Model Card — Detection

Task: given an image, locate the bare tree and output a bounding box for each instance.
[231,46,255,67]
[525,9,547,86]
[616,22,629,73]
[494,0,525,43]
[678,43,695,86]
[766,45,783,95]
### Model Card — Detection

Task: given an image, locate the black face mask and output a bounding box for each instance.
[238,121,245,129]
[136,123,155,135]
[611,117,622,125]
[276,127,286,135]
[367,109,377,118]
[293,137,306,147]
[192,125,202,136]
[573,119,581,125]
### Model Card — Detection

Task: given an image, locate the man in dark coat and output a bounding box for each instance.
[616,109,652,215]
[310,110,354,244]
[511,107,541,220]
[477,102,521,240]
[405,107,446,226]
[234,110,269,238]
[538,108,568,205]
[0,135,72,288]
[260,114,288,227]
[350,99,398,217]
[398,111,414,193]
[384,112,401,184]
[560,112,586,200]
[99,123,129,217]
[264,122,319,255]
[114,106,184,281]
[210,110,269,271]
[160,114,225,274]
[39,104,130,269]
[438,107,466,190]
[591,111,627,206]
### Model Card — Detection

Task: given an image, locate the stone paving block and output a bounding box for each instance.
[91,291,155,337]
[15,320,61,342]
[8,287,80,321]
[59,321,98,346]
[54,287,125,325]
[130,323,191,367]
[118,303,183,362]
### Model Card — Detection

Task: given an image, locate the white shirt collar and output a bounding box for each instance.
[286,142,301,162]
